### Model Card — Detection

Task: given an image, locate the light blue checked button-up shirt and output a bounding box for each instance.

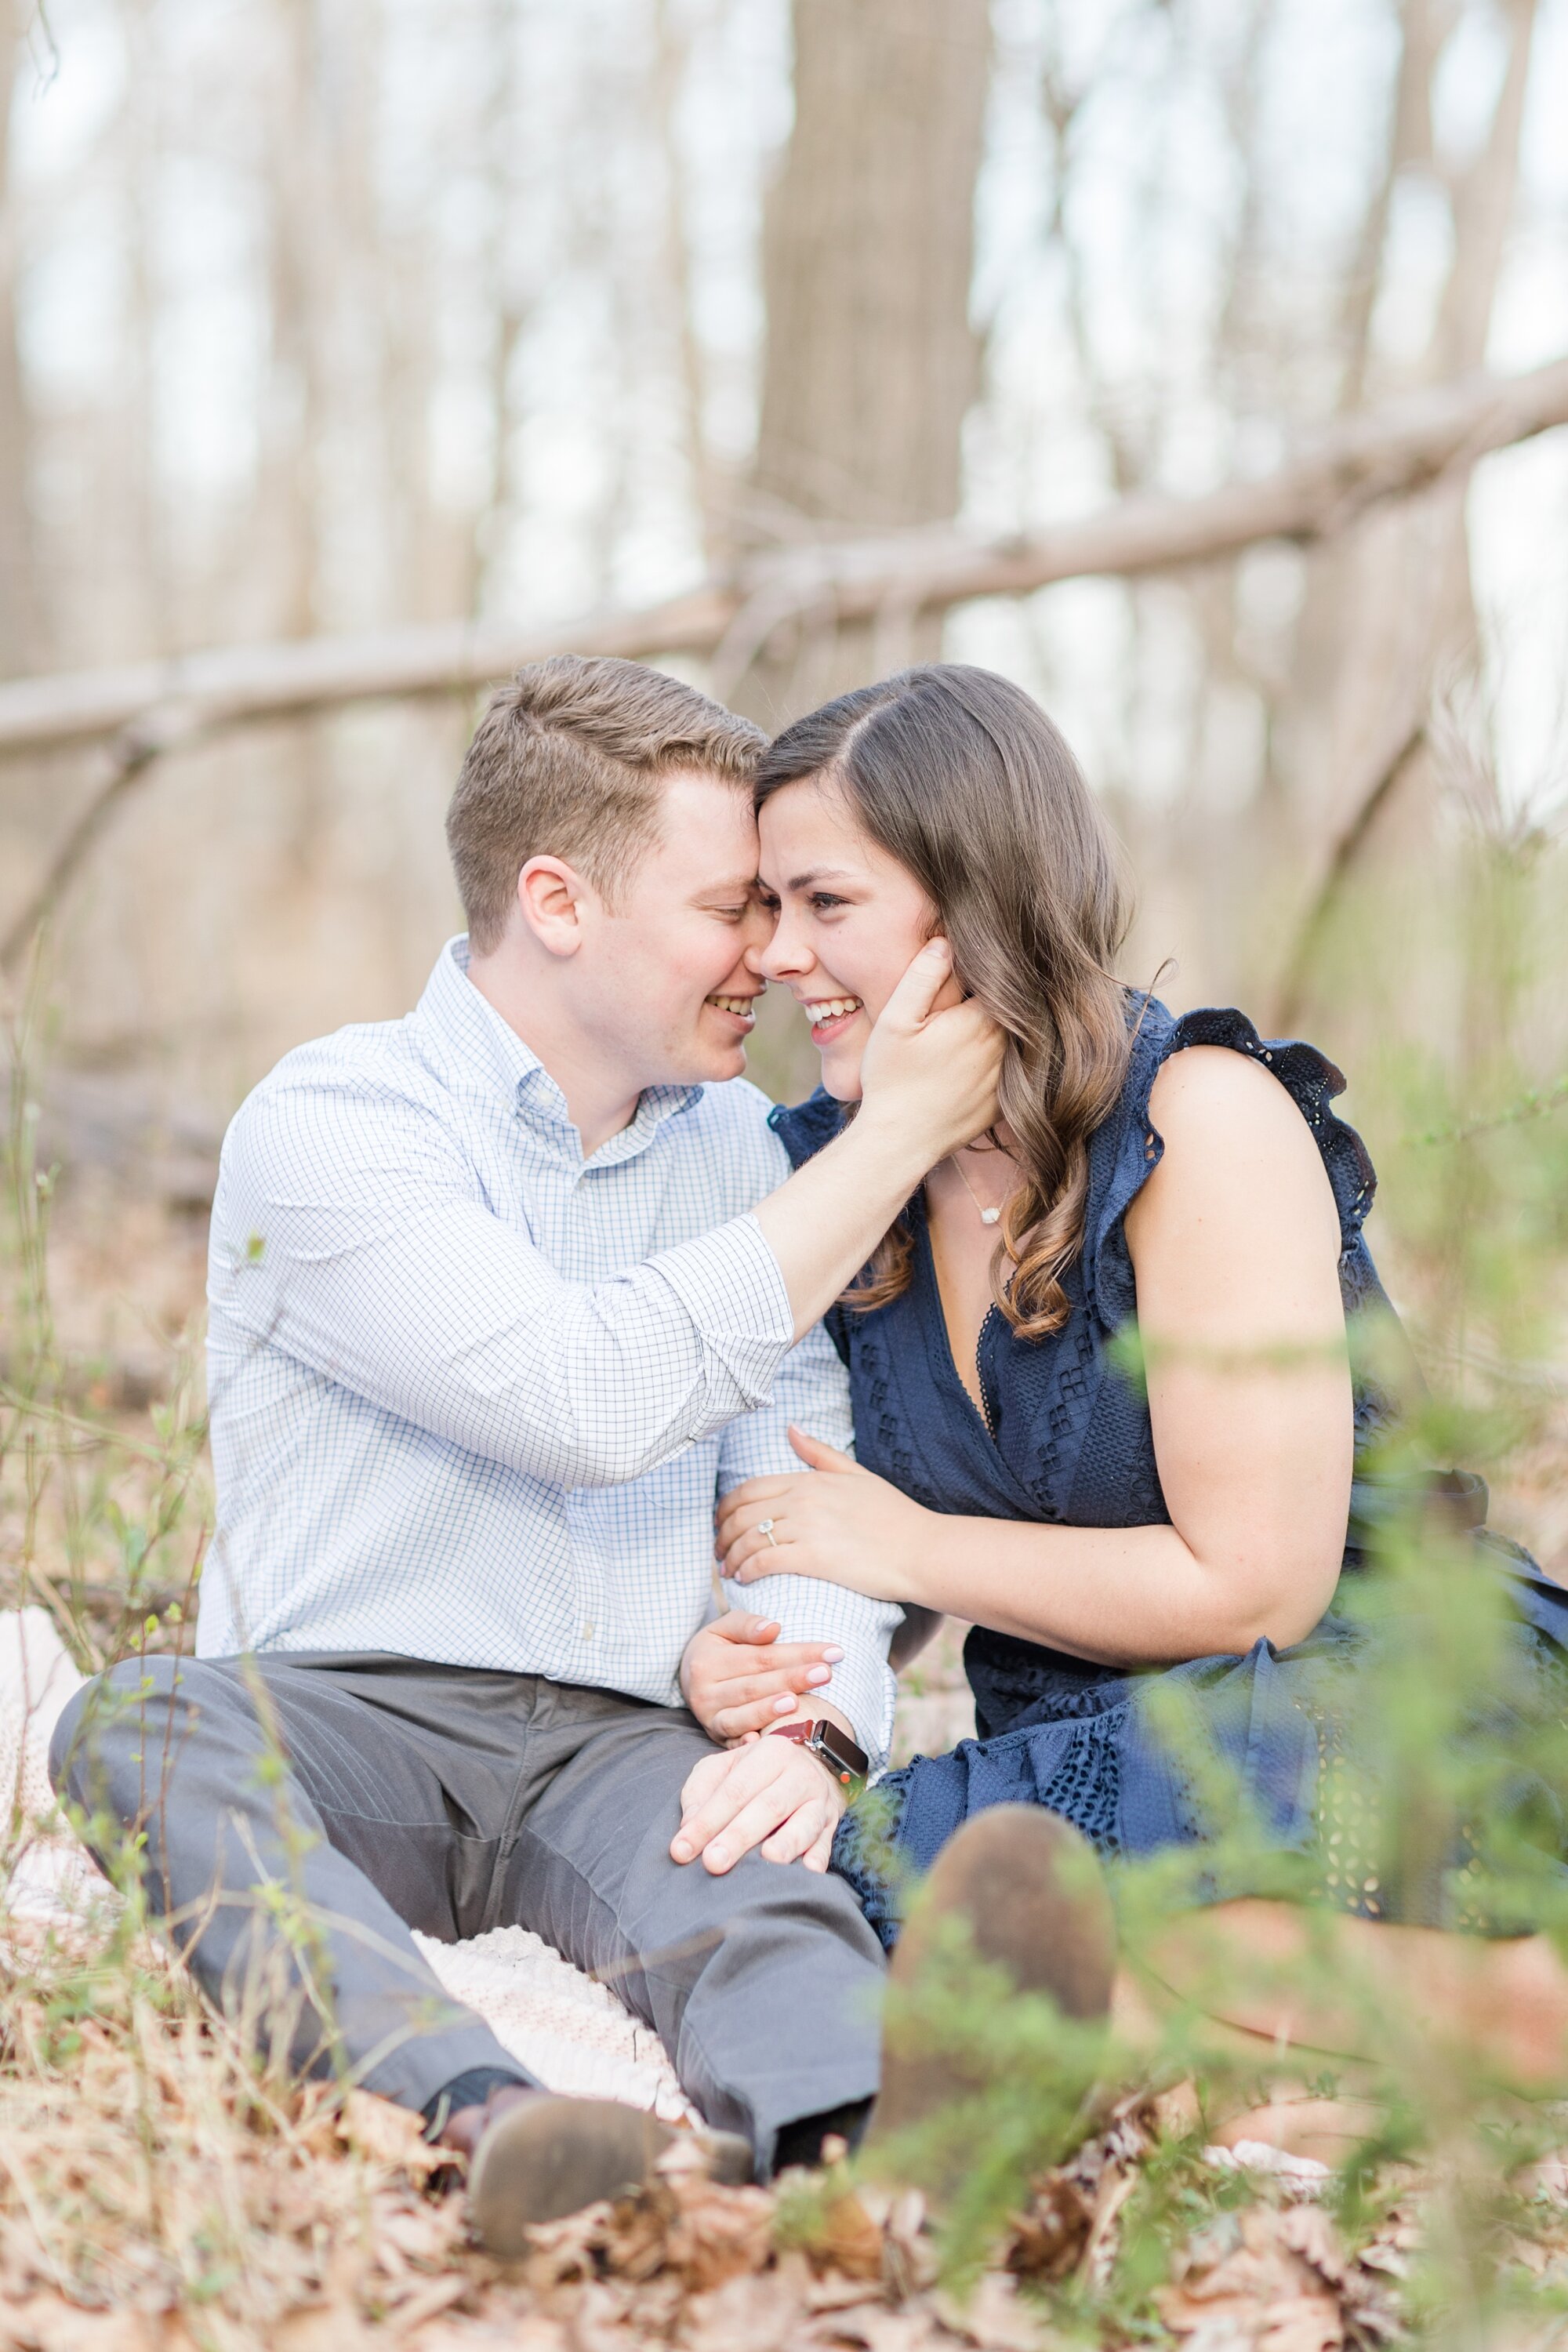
[202,936,900,1762]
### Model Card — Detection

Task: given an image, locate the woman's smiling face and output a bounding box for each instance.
[757,774,944,1100]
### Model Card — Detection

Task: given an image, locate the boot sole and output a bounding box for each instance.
[905,1804,1117,2018]
[468,2100,753,2256]
[873,1805,1117,2147]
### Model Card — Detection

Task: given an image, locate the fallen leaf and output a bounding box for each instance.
[1005,2172,1094,2283]
[934,2272,1047,2350]
[811,2305,949,2352]
[518,2201,612,2292]
[568,2278,640,2352]
[661,2179,777,2292]
[1153,2079,1204,2142]
[804,2274,887,2313]
[0,2299,190,2352]
[1076,2163,1138,2288]
[1279,2206,1348,2288]
[338,2090,445,2185]
[681,2267,810,2352]
[386,2272,472,2336]
[273,2301,383,2351]
[803,2186,887,2283]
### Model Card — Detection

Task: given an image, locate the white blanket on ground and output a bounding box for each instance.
[0,1610,696,2122]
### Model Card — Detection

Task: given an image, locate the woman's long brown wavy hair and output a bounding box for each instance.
[755,664,1134,1340]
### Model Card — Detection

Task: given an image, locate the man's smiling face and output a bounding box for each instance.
[579,770,771,1090]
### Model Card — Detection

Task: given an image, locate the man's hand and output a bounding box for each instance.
[750,940,1004,1344]
[670,1724,848,1875]
[717,1427,932,1602]
[681,1613,844,1743]
[854,937,1004,1166]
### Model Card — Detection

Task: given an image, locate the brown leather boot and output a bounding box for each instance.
[452,2085,751,2257]
[868,1806,1117,2158]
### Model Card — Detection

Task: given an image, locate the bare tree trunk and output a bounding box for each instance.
[1264,0,1541,1025]
[730,0,991,724]
[260,0,332,878]
[654,0,717,567]
[0,0,40,677]
[122,0,172,655]
[1338,0,1450,414]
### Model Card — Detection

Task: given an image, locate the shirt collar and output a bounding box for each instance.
[411,938,704,1164]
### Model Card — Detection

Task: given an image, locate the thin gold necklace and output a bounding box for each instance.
[949,1151,1007,1226]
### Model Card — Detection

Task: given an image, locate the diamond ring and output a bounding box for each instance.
[757,1518,778,1545]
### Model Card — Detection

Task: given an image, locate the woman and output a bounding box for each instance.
[683,662,1568,2130]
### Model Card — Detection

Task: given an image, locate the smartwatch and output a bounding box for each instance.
[766,1715,869,1795]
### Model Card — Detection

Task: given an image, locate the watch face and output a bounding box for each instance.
[769,1716,867,1784]
[813,1719,869,1784]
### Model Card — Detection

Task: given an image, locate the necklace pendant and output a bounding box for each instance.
[980,1206,1001,1225]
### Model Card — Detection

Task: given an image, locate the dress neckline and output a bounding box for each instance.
[910,1192,1004,1444]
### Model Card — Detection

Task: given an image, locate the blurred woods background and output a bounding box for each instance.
[2,0,1568,1544]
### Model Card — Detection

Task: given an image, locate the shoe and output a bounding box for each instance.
[465,2089,753,2256]
[868,1805,1116,2152]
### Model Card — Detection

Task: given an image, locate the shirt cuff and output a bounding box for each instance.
[721,1570,900,1773]
[647,1214,794,1410]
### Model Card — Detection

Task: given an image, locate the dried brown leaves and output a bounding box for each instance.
[8,1946,1568,2352]
[0,1976,474,2352]
[1156,2205,1403,2352]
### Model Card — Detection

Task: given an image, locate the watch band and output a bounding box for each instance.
[766,1715,869,1792]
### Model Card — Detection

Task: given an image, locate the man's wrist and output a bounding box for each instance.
[775,1695,857,1744]
[827,1109,932,1215]
[767,1709,865,1800]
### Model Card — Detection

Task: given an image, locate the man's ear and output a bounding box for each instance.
[517,855,593,959]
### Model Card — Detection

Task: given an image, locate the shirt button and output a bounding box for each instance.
[580,1621,595,1642]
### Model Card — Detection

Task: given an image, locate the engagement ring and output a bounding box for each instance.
[757,1518,778,1545]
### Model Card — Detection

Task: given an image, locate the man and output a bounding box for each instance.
[53,655,1001,2247]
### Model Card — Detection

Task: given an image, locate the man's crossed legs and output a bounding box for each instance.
[50,1653,885,2196]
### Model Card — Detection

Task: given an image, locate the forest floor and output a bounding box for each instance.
[7,1182,1568,2351]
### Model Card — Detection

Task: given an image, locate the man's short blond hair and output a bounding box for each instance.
[446,655,765,953]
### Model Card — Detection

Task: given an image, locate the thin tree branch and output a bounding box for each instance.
[0,706,205,972]
[2,354,1568,975]
[1271,714,1428,1033]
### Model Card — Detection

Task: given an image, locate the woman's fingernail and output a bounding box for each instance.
[708,1845,728,1870]
[671,1838,691,1861]
[773,1694,795,1713]
[807,1665,831,1686]
[823,1646,844,1661]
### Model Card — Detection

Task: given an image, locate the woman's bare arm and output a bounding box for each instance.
[720,1047,1354,1665]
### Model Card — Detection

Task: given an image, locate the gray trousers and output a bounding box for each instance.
[49,1652,885,2169]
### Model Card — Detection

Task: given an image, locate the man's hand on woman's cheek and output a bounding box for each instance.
[670,1733,845,1875]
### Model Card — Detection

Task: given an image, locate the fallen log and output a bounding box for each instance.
[3,354,1566,974]
[2,354,1565,760]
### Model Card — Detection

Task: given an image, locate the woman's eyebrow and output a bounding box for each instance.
[785,865,858,892]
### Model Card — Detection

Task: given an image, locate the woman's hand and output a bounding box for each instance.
[715,1426,932,1602]
[680,1612,844,1742]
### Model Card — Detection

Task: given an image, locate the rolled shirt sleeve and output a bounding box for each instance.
[716,1314,900,1771]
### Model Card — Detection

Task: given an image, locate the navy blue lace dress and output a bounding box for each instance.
[769,999,1568,1948]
